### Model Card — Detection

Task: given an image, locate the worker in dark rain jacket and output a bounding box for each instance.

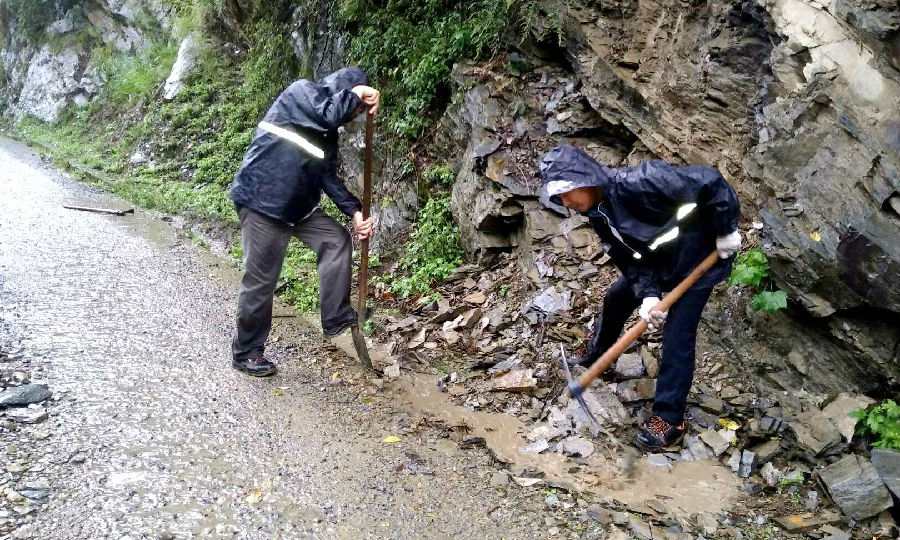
[227,67,380,377]
[539,145,741,450]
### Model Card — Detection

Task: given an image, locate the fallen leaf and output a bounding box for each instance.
[273,388,283,397]
[383,435,401,443]
[362,396,373,404]
[809,231,821,242]
[331,371,340,380]
[718,418,740,431]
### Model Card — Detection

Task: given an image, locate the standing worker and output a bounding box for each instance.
[539,145,741,450]
[227,67,380,377]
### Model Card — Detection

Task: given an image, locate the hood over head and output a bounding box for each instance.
[539,145,611,208]
[319,67,369,94]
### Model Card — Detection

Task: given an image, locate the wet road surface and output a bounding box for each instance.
[0,138,556,539]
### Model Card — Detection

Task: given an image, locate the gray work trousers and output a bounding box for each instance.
[232,205,356,360]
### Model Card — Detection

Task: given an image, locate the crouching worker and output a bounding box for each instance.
[539,145,740,450]
[227,67,380,377]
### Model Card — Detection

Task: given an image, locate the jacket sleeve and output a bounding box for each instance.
[321,162,362,217]
[284,82,363,133]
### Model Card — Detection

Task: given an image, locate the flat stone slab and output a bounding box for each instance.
[774,512,839,533]
[5,407,48,424]
[616,378,656,403]
[699,429,730,456]
[560,437,594,458]
[0,384,51,407]
[818,454,893,519]
[789,411,842,456]
[870,447,900,499]
[821,393,874,441]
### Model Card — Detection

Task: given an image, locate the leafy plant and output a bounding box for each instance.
[751,290,788,313]
[278,239,320,313]
[728,247,788,313]
[851,399,900,450]
[384,197,463,297]
[423,164,455,186]
[729,248,769,288]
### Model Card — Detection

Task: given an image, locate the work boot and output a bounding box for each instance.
[232,356,277,377]
[633,415,687,451]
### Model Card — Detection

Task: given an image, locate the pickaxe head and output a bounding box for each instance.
[559,344,602,433]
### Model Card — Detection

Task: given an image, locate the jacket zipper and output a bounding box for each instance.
[593,205,643,260]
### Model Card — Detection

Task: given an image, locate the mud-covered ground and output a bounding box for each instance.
[0,137,750,540]
[0,137,569,539]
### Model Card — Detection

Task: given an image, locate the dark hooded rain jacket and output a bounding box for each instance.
[539,145,740,299]
[228,67,369,225]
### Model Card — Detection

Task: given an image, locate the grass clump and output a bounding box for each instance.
[93,41,179,105]
[278,239,320,313]
[381,196,463,298]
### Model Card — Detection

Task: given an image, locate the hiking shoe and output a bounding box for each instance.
[323,308,372,338]
[633,415,687,451]
[232,356,277,377]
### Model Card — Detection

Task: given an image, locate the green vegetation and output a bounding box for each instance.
[338,0,560,139]
[851,399,900,450]
[729,248,788,313]
[278,239,321,313]
[93,42,179,105]
[0,0,80,40]
[338,0,512,138]
[380,196,463,298]
[423,164,455,186]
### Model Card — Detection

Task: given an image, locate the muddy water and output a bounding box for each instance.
[310,301,739,516]
[0,137,738,539]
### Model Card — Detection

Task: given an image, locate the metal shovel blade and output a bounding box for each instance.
[559,344,602,433]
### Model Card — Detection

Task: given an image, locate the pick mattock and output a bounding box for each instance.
[350,112,375,371]
[563,251,721,430]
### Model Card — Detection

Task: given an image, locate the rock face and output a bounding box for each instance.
[1,1,171,120]
[163,32,201,100]
[432,0,900,396]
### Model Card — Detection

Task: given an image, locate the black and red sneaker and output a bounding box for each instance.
[633,415,687,451]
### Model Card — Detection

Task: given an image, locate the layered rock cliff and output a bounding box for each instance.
[1,0,898,397]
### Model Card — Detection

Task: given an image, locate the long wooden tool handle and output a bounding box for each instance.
[356,113,374,328]
[575,251,720,390]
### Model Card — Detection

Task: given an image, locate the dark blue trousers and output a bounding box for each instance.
[593,276,713,425]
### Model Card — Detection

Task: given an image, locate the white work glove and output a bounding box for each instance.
[716,230,741,259]
[639,297,667,332]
